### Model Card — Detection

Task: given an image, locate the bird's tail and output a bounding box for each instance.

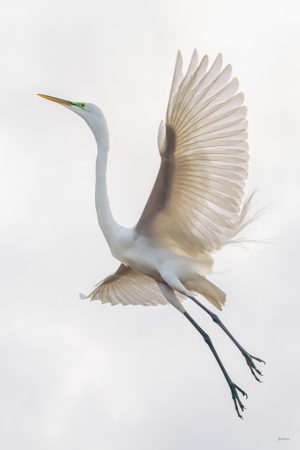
[183,274,226,311]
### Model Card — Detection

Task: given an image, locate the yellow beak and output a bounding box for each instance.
[38,94,73,106]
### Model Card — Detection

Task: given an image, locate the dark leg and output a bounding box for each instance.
[184,311,247,418]
[189,295,265,381]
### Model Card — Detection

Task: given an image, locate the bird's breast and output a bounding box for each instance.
[115,236,172,280]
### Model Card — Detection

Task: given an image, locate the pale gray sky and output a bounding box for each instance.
[1,0,299,449]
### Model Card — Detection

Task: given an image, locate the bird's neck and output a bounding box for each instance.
[94,130,123,249]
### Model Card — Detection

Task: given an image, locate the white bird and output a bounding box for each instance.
[39,50,265,418]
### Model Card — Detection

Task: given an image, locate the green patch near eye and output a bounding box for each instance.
[73,102,86,109]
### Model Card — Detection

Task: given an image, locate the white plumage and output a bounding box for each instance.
[87,50,250,310]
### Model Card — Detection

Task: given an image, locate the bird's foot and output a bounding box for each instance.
[230,382,248,419]
[243,352,266,382]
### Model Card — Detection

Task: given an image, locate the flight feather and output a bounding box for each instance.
[136,50,249,258]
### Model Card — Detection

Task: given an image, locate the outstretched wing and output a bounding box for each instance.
[136,50,249,258]
[87,264,184,306]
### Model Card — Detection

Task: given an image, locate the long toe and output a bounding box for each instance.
[250,354,266,364]
[244,353,265,382]
[230,383,248,419]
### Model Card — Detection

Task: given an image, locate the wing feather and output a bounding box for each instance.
[136,51,249,257]
[87,264,182,306]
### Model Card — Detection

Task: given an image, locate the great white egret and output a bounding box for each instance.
[39,50,264,418]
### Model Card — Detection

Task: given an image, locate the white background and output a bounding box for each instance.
[1,0,299,449]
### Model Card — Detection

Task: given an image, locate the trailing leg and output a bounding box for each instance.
[157,281,248,418]
[189,295,265,381]
[184,310,248,418]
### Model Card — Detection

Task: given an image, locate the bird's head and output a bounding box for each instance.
[38,94,109,147]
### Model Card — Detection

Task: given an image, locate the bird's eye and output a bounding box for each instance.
[81,103,85,108]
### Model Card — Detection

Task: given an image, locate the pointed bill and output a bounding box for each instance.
[38,94,73,106]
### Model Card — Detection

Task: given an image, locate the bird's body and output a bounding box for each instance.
[111,230,211,294]
[39,49,265,418]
